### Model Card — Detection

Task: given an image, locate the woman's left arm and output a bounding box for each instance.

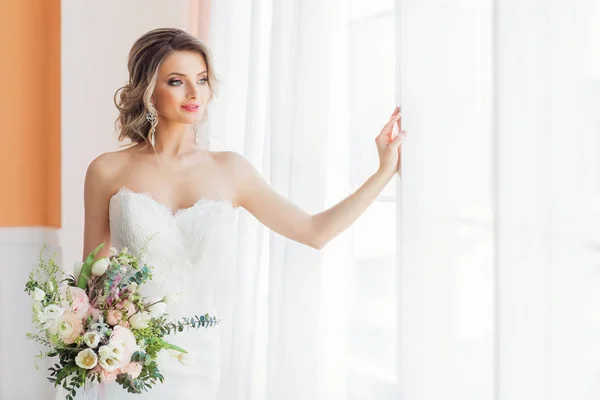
[231,107,407,249]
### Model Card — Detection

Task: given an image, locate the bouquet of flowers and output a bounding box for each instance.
[25,243,219,400]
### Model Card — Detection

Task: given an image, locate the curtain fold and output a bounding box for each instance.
[204,1,374,399]
[398,0,600,399]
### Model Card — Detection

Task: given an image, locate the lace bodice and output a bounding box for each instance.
[98,187,238,399]
[108,187,237,316]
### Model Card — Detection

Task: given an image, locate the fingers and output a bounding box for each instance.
[377,108,402,140]
[391,130,407,149]
[384,112,402,130]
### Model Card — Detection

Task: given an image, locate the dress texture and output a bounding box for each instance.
[66,187,238,400]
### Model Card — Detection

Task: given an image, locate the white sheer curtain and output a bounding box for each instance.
[195,0,600,398]
[197,0,399,399]
[398,0,600,399]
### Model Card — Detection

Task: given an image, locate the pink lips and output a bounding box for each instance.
[181,105,199,112]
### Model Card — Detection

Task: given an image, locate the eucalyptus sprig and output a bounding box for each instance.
[161,314,221,335]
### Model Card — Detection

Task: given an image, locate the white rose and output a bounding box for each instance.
[129,312,151,329]
[44,304,65,320]
[98,345,111,359]
[108,342,125,362]
[162,292,183,305]
[41,305,65,331]
[32,287,46,302]
[73,261,84,280]
[83,331,101,348]
[178,352,196,366]
[75,348,98,370]
[91,258,110,276]
[98,356,120,372]
[148,302,167,317]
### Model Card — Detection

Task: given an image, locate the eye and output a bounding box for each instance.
[198,78,208,84]
[168,79,183,86]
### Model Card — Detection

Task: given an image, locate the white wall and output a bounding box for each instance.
[0,228,60,399]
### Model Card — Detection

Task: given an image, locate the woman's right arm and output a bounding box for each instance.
[82,154,115,261]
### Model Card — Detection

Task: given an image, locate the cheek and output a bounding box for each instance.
[154,87,183,110]
[201,85,212,99]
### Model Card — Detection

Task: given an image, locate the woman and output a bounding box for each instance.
[81,28,405,399]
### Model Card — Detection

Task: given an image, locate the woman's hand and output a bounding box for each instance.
[375,106,407,178]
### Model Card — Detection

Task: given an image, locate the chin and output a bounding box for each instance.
[178,117,201,125]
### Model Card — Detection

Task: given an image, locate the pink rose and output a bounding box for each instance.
[109,326,137,365]
[59,285,90,320]
[88,306,101,320]
[115,300,136,317]
[50,312,84,344]
[106,310,124,326]
[100,367,121,383]
[117,319,130,328]
[121,362,142,379]
[122,300,136,317]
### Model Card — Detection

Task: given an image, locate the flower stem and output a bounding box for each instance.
[164,342,187,354]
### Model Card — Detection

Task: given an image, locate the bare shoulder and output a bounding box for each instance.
[85,147,134,196]
[86,151,123,185]
[213,150,242,163]
[212,151,263,206]
[214,150,255,177]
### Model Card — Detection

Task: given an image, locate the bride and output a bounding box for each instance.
[78,28,406,399]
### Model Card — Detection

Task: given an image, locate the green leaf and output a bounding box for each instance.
[163,342,188,354]
[77,243,104,288]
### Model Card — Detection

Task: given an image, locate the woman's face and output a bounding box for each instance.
[152,50,211,125]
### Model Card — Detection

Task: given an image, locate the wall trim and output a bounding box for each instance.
[0,227,60,245]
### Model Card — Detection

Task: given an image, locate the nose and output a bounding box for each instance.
[187,85,198,99]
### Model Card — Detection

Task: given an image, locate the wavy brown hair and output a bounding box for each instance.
[114,28,220,146]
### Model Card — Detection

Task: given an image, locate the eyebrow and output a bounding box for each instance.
[167,71,207,77]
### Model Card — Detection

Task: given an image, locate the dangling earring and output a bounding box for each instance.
[193,123,200,144]
[146,107,157,146]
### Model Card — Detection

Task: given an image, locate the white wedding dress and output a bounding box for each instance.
[67,187,238,400]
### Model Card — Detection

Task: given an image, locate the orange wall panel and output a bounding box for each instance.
[0,0,61,227]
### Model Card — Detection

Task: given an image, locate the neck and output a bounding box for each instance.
[152,122,197,157]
